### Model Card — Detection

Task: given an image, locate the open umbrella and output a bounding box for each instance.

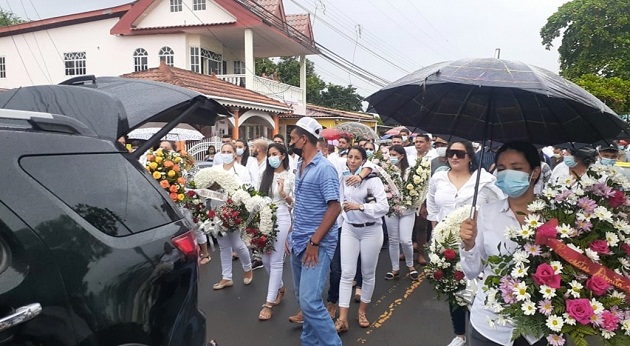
[321,128,352,140]
[128,127,204,141]
[366,58,629,146]
[385,126,409,135]
[335,122,379,141]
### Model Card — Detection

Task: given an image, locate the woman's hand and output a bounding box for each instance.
[460,218,477,251]
[345,175,362,186]
[342,201,361,212]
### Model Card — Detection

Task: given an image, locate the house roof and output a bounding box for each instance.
[286,14,312,37]
[281,104,376,122]
[256,0,281,13]
[121,62,291,113]
[0,3,133,37]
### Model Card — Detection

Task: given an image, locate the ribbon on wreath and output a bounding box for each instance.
[535,218,630,294]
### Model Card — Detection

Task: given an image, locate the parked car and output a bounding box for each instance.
[0,78,229,346]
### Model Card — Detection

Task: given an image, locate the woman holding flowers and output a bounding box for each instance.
[427,140,503,346]
[256,143,295,321]
[384,144,419,281]
[459,141,545,346]
[208,142,254,290]
[550,146,598,184]
[335,146,389,333]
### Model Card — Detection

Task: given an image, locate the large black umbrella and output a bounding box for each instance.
[366,58,630,145]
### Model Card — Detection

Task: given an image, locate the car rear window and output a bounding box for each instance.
[21,153,181,236]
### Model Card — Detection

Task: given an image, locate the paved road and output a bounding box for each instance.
[198,247,456,345]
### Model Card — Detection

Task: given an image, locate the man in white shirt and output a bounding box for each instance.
[408,134,438,167]
[328,135,351,162]
[246,139,269,189]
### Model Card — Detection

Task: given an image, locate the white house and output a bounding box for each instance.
[0,0,318,138]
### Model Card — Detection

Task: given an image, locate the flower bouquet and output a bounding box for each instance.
[145,148,186,203]
[373,158,405,216]
[238,187,279,254]
[482,164,630,346]
[402,157,431,210]
[183,189,217,230]
[425,205,474,307]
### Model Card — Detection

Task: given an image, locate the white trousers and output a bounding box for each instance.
[338,222,383,308]
[262,205,291,303]
[217,230,252,280]
[386,213,415,271]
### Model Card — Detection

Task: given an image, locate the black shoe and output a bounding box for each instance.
[252,260,264,270]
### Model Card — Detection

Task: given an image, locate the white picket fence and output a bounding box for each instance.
[186,137,222,162]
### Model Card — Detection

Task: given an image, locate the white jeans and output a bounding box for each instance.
[262,205,291,303]
[217,231,252,280]
[386,213,415,271]
[338,222,383,308]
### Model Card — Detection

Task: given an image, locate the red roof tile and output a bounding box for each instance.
[256,0,281,13]
[281,104,375,121]
[121,63,290,112]
[286,14,311,37]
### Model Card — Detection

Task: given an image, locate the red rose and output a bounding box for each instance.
[454,270,465,281]
[532,263,561,288]
[443,249,457,261]
[586,275,609,296]
[433,269,444,280]
[622,243,630,256]
[589,240,610,254]
[607,190,626,208]
[192,217,198,223]
[207,210,216,218]
[260,235,267,243]
[186,190,196,197]
[566,299,594,325]
[535,219,558,245]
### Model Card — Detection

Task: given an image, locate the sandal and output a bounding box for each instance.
[408,267,420,281]
[334,319,349,333]
[357,312,370,328]
[199,254,211,265]
[259,303,273,321]
[384,271,400,280]
[273,286,286,306]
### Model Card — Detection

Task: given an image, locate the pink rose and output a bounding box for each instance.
[566,299,594,325]
[535,219,558,245]
[622,243,630,256]
[586,275,609,296]
[589,240,610,254]
[602,310,620,331]
[443,249,457,261]
[607,190,626,208]
[532,263,561,288]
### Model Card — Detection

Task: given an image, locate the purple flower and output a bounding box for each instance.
[610,306,625,320]
[547,334,565,346]
[588,183,615,198]
[576,219,593,232]
[577,197,597,213]
[538,299,553,316]
[590,313,604,327]
[555,189,573,202]
[499,276,518,304]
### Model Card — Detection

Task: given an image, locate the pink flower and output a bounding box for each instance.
[566,299,594,325]
[532,263,561,288]
[608,190,627,208]
[546,334,565,346]
[586,275,610,296]
[602,310,620,331]
[577,197,597,213]
[535,219,558,245]
[538,299,553,316]
[622,243,630,256]
[589,240,610,254]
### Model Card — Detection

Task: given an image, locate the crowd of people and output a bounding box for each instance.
[188,118,629,346]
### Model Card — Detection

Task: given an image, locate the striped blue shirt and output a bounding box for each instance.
[290,151,340,258]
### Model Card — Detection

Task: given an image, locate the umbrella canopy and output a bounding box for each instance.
[321,128,352,140]
[366,58,630,146]
[335,122,379,140]
[128,127,204,141]
[385,126,409,135]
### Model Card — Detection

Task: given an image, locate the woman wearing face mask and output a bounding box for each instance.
[202,142,254,290]
[235,139,251,166]
[459,141,546,346]
[363,141,376,161]
[384,145,419,281]
[256,143,295,320]
[426,140,503,346]
[549,146,598,184]
[335,146,389,333]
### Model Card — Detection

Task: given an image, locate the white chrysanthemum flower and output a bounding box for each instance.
[522,301,536,316]
[606,231,620,247]
[511,264,529,279]
[518,225,534,239]
[527,200,546,212]
[576,212,592,222]
[561,176,574,186]
[513,282,531,301]
[613,219,630,234]
[542,187,557,199]
[428,253,441,264]
[524,214,541,228]
[580,174,596,188]
[585,248,600,262]
[611,290,626,300]
[549,261,563,274]
[566,243,585,254]
[505,227,520,239]
[601,330,615,339]
[563,313,577,326]
[622,320,630,336]
[590,299,604,314]
[556,223,575,238]
[546,315,564,332]
[594,206,614,222]
[513,250,530,263]
[539,285,557,299]
[568,281,583,298]
[573,187,585,196]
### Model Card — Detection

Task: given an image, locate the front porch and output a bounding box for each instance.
[217,74,304,114]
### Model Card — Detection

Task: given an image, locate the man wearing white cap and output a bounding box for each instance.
[288,116,342,346]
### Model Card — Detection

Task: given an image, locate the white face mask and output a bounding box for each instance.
[222,154,234,164]
[436,147,447,157]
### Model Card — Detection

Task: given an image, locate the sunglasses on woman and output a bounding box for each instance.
[446,149,467,159]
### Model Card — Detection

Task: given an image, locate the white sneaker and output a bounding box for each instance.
[446,336,466,346]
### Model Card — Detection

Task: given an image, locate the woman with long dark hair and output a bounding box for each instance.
[235,139,250,166]
[256,143,295,320]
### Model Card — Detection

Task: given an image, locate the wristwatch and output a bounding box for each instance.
[359,204,365,211]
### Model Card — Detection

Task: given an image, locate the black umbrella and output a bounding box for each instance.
[366,58,629,146]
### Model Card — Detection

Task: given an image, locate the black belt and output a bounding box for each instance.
[349,222,376,228]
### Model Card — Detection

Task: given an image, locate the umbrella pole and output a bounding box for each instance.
[470,93,493,219]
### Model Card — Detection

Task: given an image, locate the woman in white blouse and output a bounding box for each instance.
[204,142,254,290]
[426,140,503,346]
[256,143,295,321]
[334,146,389,333]
[460,141,546,346]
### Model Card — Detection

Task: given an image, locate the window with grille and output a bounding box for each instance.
[170,0,182,12]
[233,61,246,74]
[193,0,206,11]
[133,48,148,72]
[63,52,86,76]
[0,57,5,78]
[159,47,175,66]
[190,47,200,73]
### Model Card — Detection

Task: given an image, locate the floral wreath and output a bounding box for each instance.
[425,205,474,307]
[482,164,630,346]
[373,156,431,216]
[145,148,186,203]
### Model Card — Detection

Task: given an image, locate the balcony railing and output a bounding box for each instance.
[217,74,304,106]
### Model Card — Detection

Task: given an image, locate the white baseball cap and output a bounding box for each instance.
[295,116,322,139]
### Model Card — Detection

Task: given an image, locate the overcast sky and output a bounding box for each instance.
[4,0,570,97]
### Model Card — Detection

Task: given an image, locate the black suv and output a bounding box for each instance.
[0,77,227,345]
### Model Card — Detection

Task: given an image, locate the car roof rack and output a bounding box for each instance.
[0,109,97,136]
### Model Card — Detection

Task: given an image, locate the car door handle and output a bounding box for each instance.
[0,303,42,332]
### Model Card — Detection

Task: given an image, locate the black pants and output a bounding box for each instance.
[470,326,547,346]
[450,302,467,335]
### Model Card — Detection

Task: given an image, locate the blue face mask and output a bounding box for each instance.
[236,148,245,156]
[222,154,234,165]
[390,156,399,165]
[366,149,374,158]
[268,156,282,168]
[495,169,531,198]
[601,157,616,166]
[563,155,577,168]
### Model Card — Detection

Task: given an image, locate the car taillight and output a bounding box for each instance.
[172,230,198,256]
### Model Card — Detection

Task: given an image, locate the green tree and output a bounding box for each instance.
[319,84,363,112]
[0,8,25,26]
[573,74,630,115]
[540,0,630,80]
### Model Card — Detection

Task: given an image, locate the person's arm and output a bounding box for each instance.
[459,210,486,280]
[345,162,373,186]
[302,200,341,268]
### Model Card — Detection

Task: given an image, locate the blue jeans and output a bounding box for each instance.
[291,247,342,346]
